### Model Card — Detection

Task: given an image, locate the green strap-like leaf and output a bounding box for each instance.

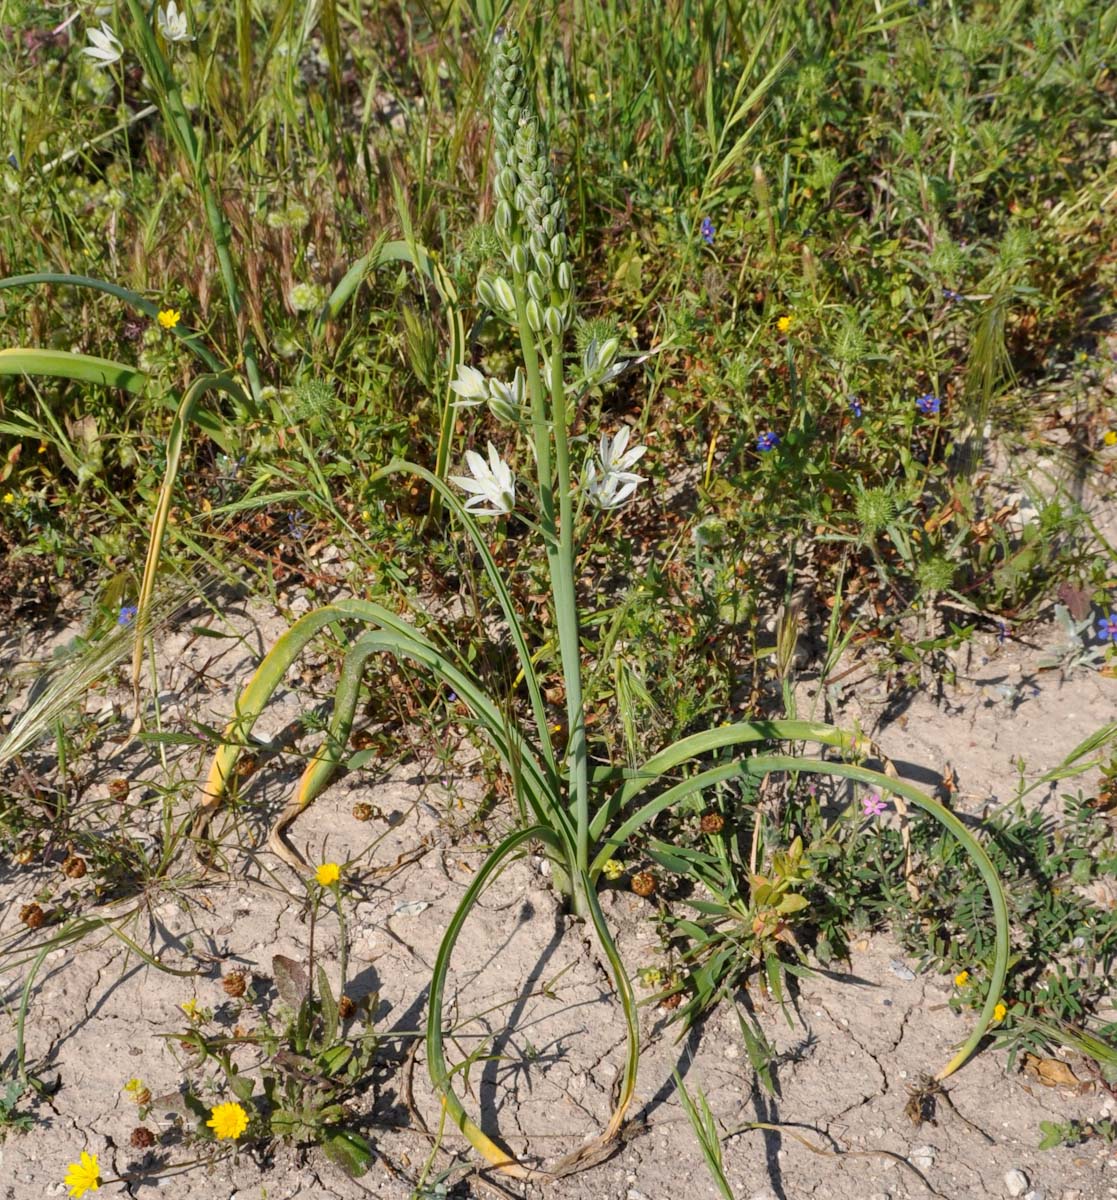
[0,273,223,372]
[0,347,147,394]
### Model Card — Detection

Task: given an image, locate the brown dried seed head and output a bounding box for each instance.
[19,903,45,929]
[62,854,88,879]
[630,871,656,898]
[351,802,375,822]
[130,1126,156,1149]
[108,778,130,802]
[661,991,683,1010]
[222,971,247,998]
[133,1087,152,1106]
[338,995,356,1020]
[699,812,725,834]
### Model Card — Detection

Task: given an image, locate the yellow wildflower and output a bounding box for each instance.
[602,859,625,882]
[315,861,340,887]
[180,998,200,1020]
[2,492,13,504]
[992,1001,1008,1023]
[207,1100,249,1140]
[157,308,181,330]
[64,1150,101,1197]
[777,315,792,334]
[1105,430,1117,447]
[953,970,970,987]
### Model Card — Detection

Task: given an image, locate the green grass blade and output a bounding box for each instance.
[131,373,249,725]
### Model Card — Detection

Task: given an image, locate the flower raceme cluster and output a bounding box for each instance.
[480,31,574,337]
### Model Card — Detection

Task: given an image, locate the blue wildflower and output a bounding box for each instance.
[756,431,780,453]
[997,621,1010,645]
[700,217,715,245]
[118,604,138,626]
[848,396,863,418]
[916,393,941,416]
[943,288,963,303]
[1097,613,1117,643]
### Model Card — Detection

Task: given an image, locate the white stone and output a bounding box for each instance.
[911,1145,936,1170]
[1005,1169,1030,1197]
[1024,1190,1046,1200]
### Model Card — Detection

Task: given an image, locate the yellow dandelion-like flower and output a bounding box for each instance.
[180,998,199,1020]
[2,492,14,504]
[315,861,340,887]
[1105,430,1117,447]
[157,308,181,330]
[64,1150,101,1197]
[207,1100,249,1140]
[777,315,792,334]
[602,859,625,882]
[953,970,970,987]
[992,1001,1008,1023]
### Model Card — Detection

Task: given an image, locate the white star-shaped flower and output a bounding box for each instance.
[449,363,488,405]
[158,2,192,43]
[583,426,647,510]
[82,22,123,66]
[450,443,515,516]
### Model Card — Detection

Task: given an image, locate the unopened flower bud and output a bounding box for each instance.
[550,233,566,260]
[526,270,547,303]
[476,276,497,309]
[496,167,516,203]
[494,200,513,235]
[545,305,566,337]
[535,250,553,280]
[525,297,544,331]
[542,214,556,238]
[491,276,515,314]
[557,261,573,292]
[510,242,529,275]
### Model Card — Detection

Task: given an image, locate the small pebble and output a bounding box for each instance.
[1005,1169,1030,1197]
[911,1145,935,1170]
[889,959,916,981]
[1024,1190,1045,1200]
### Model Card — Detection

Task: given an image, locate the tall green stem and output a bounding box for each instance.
[548,332,589,884]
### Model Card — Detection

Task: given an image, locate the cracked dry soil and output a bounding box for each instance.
[1,591,1116,1200]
